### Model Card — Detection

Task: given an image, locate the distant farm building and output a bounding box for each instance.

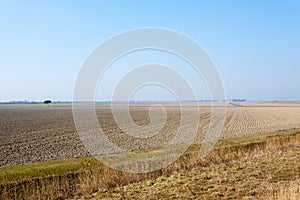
[232,99,247,103]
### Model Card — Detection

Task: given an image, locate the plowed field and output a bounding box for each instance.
[0,103,299,166]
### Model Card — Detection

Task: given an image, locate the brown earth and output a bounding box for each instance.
[0,103,300,166]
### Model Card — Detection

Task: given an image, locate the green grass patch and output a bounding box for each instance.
[217,128,299,146]
[0,156,102,183]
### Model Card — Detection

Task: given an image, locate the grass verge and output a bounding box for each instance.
[0,129,299,199]
[75,146,300,199]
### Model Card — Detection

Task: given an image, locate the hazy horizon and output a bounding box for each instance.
[1,99,300,104]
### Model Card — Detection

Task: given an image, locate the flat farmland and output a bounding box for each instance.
[0,103,300,167]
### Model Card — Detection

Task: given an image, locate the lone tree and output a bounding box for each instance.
[43,100,52,106]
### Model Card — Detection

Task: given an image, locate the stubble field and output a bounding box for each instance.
[0,102,300,167]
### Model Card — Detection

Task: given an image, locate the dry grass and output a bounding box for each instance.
[71,146,300,200]
[265,180,300,200]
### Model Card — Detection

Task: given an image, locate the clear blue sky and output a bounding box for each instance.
[0,0,299,101]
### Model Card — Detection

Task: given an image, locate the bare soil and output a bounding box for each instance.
[0,103,300,166]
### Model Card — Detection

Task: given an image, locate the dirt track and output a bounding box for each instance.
[0,103,300,166]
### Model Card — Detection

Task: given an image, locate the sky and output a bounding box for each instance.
[0,0,300,102]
